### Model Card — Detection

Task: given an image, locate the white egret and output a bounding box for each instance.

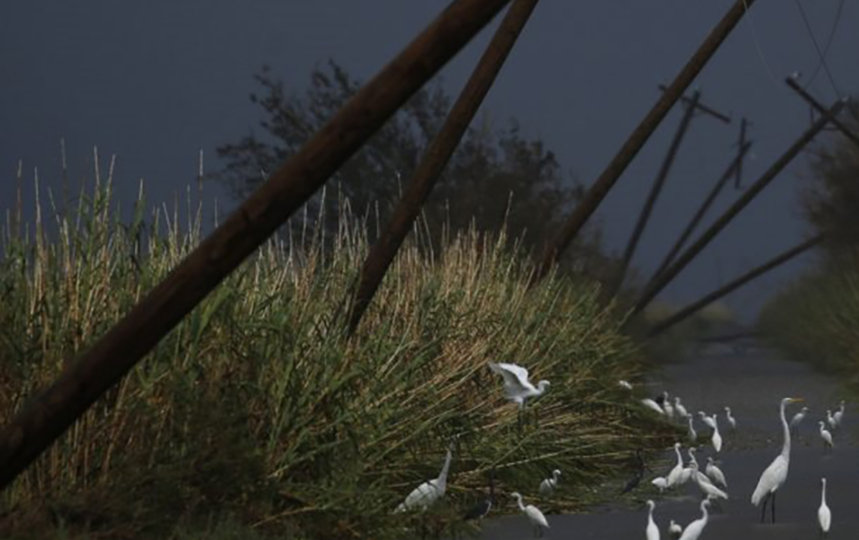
[705,456,727,488]
[833,400,845,428]
[666,443,684,487]
[750,396,803,523]
[396,446,453,512]
[645,500,660,540]
[678,499,710,540]
[662,392,675,420]
[691,462,728,500]
[510,492,549,538]
[698,411,716,430]
[826,409,837,431]
[711,415,722,453]
[488,362,549,410]
[687,446,698,468]
[618,379,633,390]
[818,421,833,452]
[818,477,831,537]
[687,416,697,443]
[651,476,668,493]
[668,519,682,540]
[724,406,737,431]
[789,406,809,434]
[642,398,666,415]
[538,469,561,495]
[674,397,689,419]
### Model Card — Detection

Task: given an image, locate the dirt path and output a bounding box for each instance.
[479,345,855,539]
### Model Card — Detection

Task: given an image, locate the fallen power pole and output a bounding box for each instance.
[532,0,757,284]
[346,0,539,336]
[0,0,513,490]
[658,84,732,124]
[630,98,845,318]
[734,117,748,189]
[646,234,824,338]
[785,77,859,150]
[646,140,752,287]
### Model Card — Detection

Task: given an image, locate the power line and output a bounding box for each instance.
[793,0,842,97]
[740,0,782,91]
[806,0,845,89]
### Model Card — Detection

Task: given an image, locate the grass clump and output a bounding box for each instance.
[0,164,675,539]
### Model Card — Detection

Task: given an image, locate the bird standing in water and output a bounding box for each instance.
[818,477,831,537]
[645,500,660,540]
[750,397,803,523]
[510,492,549,538]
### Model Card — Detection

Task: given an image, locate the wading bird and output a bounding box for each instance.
[645,500,660,540]
[711,415,722,453]
[826,410,837,431]
[668,519,682,540]
[621,449,648,494]
[642,397,666,415]
[488,362,550,410]
[724,406,737,431]
[396,444,453,512]
[510,492,549,538]
[618,379,633,390]
[687,416,697,443]
[662,392,675,420]
[789,406,809,434]
[651,476,668,493]
[833,400,845,429]
[698,411,716,430]
[818,477,831,538]
[674,397,689,419]
[463,469,495,521]
[705,456,727,488]
[678,499,710,540]
[750,397,803,523]
[818,421,834,452]
[538,469,561,496]
[666,443,684,487]
[691,462,728,501]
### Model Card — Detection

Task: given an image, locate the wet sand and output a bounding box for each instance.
[478,346,855,539]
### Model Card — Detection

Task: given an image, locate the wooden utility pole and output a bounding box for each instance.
[531,0,757,284]
[346,0,539,336]
[785,78,859,149]
[646,234,823,338]
[630,99,844,318]
[0,0,512,490]
[657,84,732,124]
[647,141,752,286]
[608,91,702,299]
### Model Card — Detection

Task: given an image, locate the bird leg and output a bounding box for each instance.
[771,491,776,523]
[759,493,769,523]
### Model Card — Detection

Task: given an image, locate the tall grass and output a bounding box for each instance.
[758,255,859,383]
[0,164,674,539]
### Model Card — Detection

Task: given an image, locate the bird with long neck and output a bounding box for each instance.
[396,444,454,512]
[751,397,803,523]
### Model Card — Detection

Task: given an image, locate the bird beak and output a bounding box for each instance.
[789,397,805,403]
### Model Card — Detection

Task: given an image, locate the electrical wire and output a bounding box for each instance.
[740,0,782,91]
[793,0,843,97]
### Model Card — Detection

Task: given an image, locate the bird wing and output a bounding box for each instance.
[495,362,531,385]
[818,505,831,531]
[526,505,549,528]
[751,456,787,505]
[678,520,703,540]
[402,480,441,510]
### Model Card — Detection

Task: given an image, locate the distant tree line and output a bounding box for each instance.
[217,60,619,282]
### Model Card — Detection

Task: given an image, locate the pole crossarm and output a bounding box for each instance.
[785,77,859,150]
[630,99,845,318]
[532,0,756,284]
[646,233,824,338]
[0,0,513,491]
[658,84,732,124]
[346,0,539,336]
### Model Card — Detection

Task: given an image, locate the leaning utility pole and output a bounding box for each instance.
[630,99,845,318]
[785,76,859,150]
[346,0,539,336]
[0,0,513,491]
[647,141,752,287]
[646,234,823,338]
[532,0,757,284]
[734,117,748,189]
[607,91,702,299]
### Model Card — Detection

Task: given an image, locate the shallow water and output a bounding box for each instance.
[478,346,855,539]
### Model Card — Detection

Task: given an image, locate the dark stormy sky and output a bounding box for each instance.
[2,1,857,322]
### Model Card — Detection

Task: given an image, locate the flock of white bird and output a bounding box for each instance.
[392,364,846,539]
[394,361,553,536]
[632,382,847,540]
